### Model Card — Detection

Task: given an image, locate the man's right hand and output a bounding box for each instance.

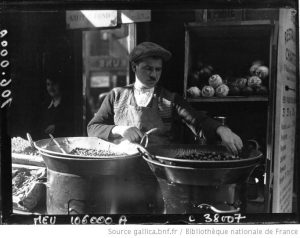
[111,126,144,143]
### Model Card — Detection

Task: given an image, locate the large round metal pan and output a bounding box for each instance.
[142,154,259,186]
[39,149,142,176]
[33,137,139,160]
[144,143,262,168]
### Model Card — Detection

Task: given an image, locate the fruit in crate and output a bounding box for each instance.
[201,85,215,97]
[208,74,223,88]
[228,84,240,96]
[199,65,213,80]
[187,86,202,98]
[250,65,259,76]
[241,86,254,96]
[234,77,248,89]
[249,60,264,76]
[215,84,229,97]
[255,66,269,79]
[247,76,262,87]
[254,85,268,95]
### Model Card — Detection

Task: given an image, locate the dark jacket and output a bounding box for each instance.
[39,97,72,139]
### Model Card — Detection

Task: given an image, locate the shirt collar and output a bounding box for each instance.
[48,97,61,109]
[134,81,154,93]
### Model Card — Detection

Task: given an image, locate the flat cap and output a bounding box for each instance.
[129,42,172,63]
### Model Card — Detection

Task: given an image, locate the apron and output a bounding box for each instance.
[113,87,168,213]
[114,88,172,146]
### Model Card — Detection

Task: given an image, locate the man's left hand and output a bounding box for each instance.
[216,126,243,155]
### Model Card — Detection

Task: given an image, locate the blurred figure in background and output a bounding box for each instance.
[38,70,72,139]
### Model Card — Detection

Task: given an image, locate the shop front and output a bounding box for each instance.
[2,3,299,222]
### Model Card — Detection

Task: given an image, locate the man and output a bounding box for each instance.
[87,42,243,154]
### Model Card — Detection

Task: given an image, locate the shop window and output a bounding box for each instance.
[83,23,135,126]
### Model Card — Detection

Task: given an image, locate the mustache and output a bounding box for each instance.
[149,77,157,81]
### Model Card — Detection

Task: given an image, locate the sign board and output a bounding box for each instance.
[88,56,128,71]
[90,73,110,88]
[121,10,151,23]
[66,10,150,29]
[66,10,118,29]
[272,8,297,213]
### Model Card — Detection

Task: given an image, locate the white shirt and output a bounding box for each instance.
[133,82,154,107]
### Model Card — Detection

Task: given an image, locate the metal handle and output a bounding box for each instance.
[197,203,240,214]
[136,143,156,161]
[26,133,35,149]
[247,139,260,151]
[140,134,149,148]
[139,128,159,148]
[49,134,67,154]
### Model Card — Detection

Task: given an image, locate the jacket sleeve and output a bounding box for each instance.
[87,90,116,140]
[173,94,222,142]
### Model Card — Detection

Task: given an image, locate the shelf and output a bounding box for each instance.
[186,21,272,39]
[186,20,273,28]
[187,96,269,102]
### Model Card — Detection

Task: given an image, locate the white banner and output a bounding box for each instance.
[273,8,297,213]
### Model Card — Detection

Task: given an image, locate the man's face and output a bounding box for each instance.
[133,57,163,88]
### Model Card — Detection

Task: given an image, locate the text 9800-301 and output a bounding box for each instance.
[0,29,12,109]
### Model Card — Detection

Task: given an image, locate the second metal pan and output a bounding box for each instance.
[139,142,262,168]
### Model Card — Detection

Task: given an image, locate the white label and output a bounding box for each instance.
[90,73,110,88]
[121,10,151,23]
[66,10,117,29]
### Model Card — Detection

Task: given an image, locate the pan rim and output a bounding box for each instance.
[146,144,262,165]
[34,137,139,160]
[142,153,260,170]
